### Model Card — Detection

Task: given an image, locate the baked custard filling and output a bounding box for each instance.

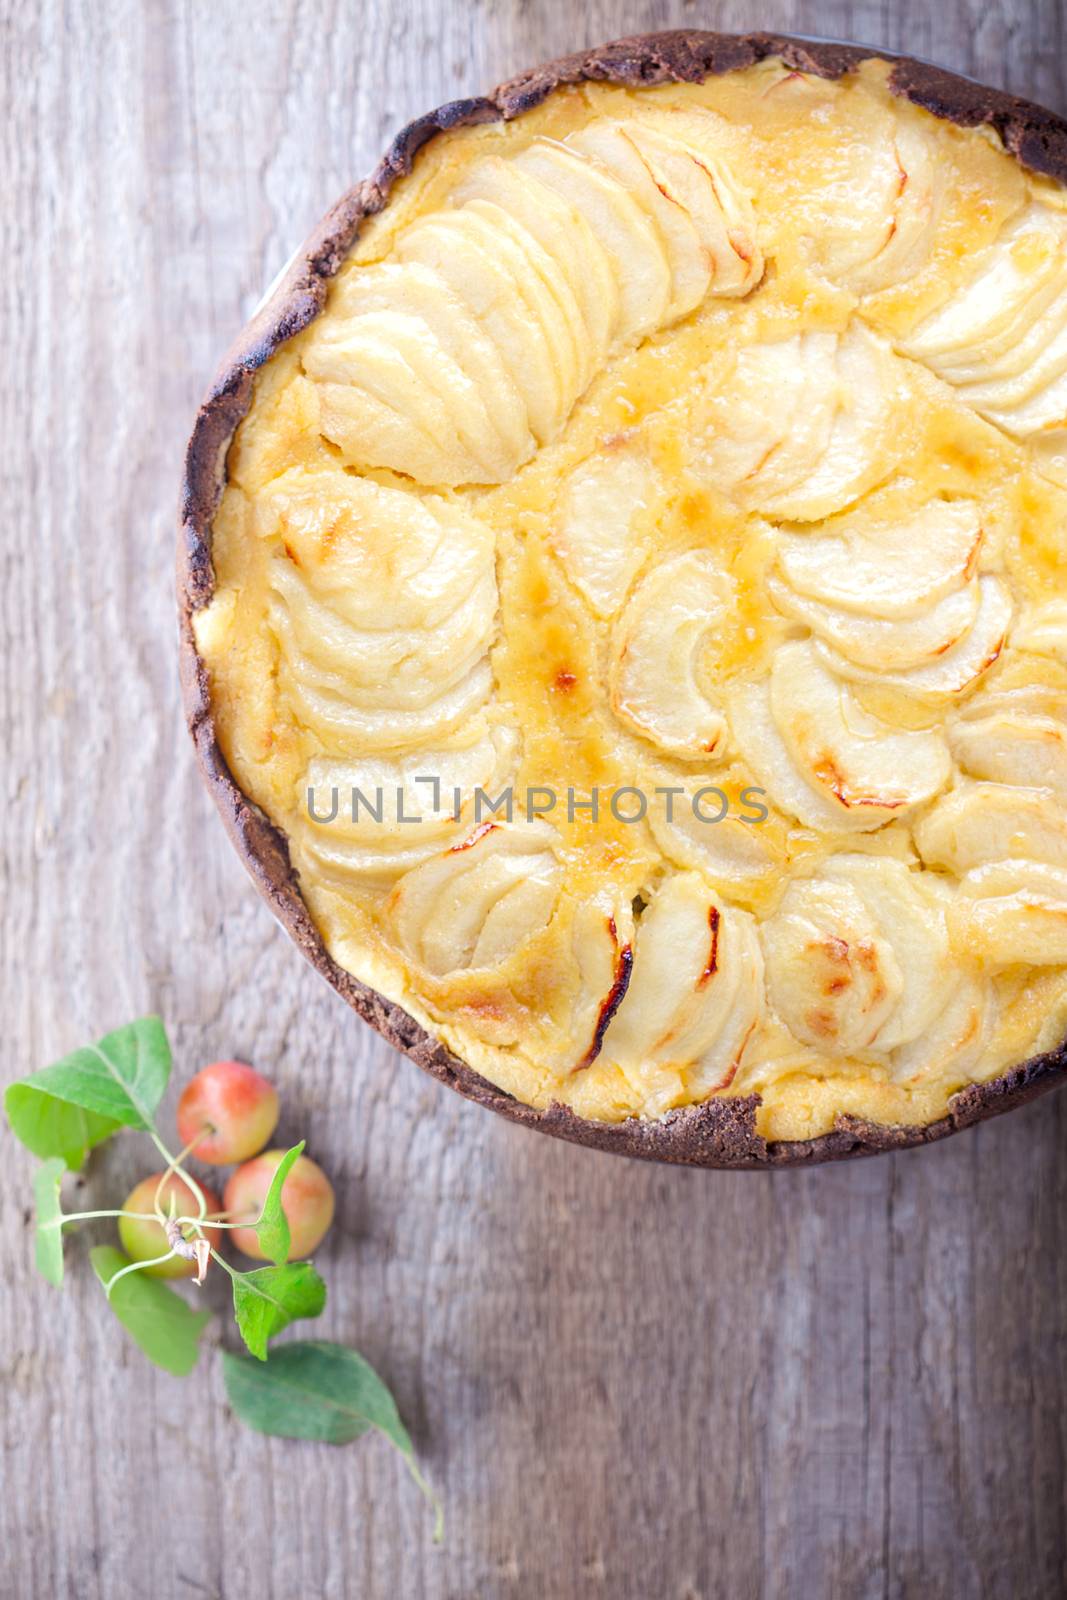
[195,58,1067,1141]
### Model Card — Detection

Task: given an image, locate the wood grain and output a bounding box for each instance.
[3,2,1066,1596]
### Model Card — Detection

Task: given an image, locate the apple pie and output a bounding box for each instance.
[181,32,1067,1165]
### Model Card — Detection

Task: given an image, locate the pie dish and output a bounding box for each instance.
[180,31,1067,1166]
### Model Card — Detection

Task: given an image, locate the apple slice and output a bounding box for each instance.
[285,658,494,752]
[949,690,1067,795]
[762,874,904,1053]
[733,335,840,508]
[769,640,951,821]
[304,726,517,841]
[823,855,951,1049]
[1014,597,1067,661]
[552,446,657,618]
[915,782,1067,873]
[695,332,835,501]
[258,468,494,633]
[950,859,1067,965]
[516,138,672,342]
[953,684,1067,723]
[598,872,763,1090]
[695,327,903,521]
[765,857,951,1054]
[646,774,783,890]
[388,822,562,976]
[551,891,636,1072]
[766,326,904,521]
[270,566,496,703]
[966,315,1067,432]
[303,309,487,484]
[903,205,1067,369]
[979,360,1067,440]
[454,198,588,400]
[849,124,943,294]
[623,118,762,297]
[453,154,620,362]
[295,726,518,887]
[395,211,564,443]
[814,576,1011,701]
[816,118,942,294]
[569,121,710,319]
[609,550,732,759]
[460,195,595,394]
[940,273,1067,390]
[766,571,981,671]
[296,829,447,892]
[330,261,533,471]
[900,204,1067,452]
[726,674,885,833]
[775,498,982,619]
[312,376,475,487]
[890,975,993,1086]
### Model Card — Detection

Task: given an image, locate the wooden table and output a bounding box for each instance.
[4,2,1067,1595]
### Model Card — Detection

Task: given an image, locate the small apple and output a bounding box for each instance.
[117,1173,223,1278]
[176,1060,279,1164]
[224,1150,335,1260]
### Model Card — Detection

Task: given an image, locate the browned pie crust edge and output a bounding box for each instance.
[178,30,1067,1168]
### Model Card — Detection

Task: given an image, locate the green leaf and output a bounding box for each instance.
[222,1340,443,1538]
[254,1140,305,1265]
[231,1262,326,1360]
[90,1246,211,1376]
[5,1018,170,1166]
[32,1158,66,1287]
[4,1085,119,1170]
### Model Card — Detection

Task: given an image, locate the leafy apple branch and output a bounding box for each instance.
[6,1017,442,1541]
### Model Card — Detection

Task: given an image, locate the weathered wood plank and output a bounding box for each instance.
[2,2,1065,1597]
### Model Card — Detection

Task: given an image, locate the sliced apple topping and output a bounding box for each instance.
[767,494,1012,700]
[302,115,759,487]
[283,660,494,752]
[762,875,904,1053]
[694,326,905,521]
[388,822,562,977]
[814,578,1012,702]
[646,771,785,892]
[765,640,950,824]
[551,445,658,617]
[727,675,886,834]
[549,892,636,1073]
[609,550,733,759]
[890,975,994,1086]
[948,684,1067,796]
[293,724,519,889]
[396,209,574,446]
[899,202,1067,468]
[328,261,534,471]
[916,782,1067,874]
[949,860,1067,966]
[762,855,951,1055]
[565,117,761,318]
[598,872,764,1095]
[1013,597,1067,662]
[812,117,943,294]
[451,154,620,367]
[260,468,497,751]
[775,498,982,619]
[616,113,762,296]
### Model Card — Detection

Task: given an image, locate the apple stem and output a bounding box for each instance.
[149,1132,209,1224]
[101,1249,178,1298]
